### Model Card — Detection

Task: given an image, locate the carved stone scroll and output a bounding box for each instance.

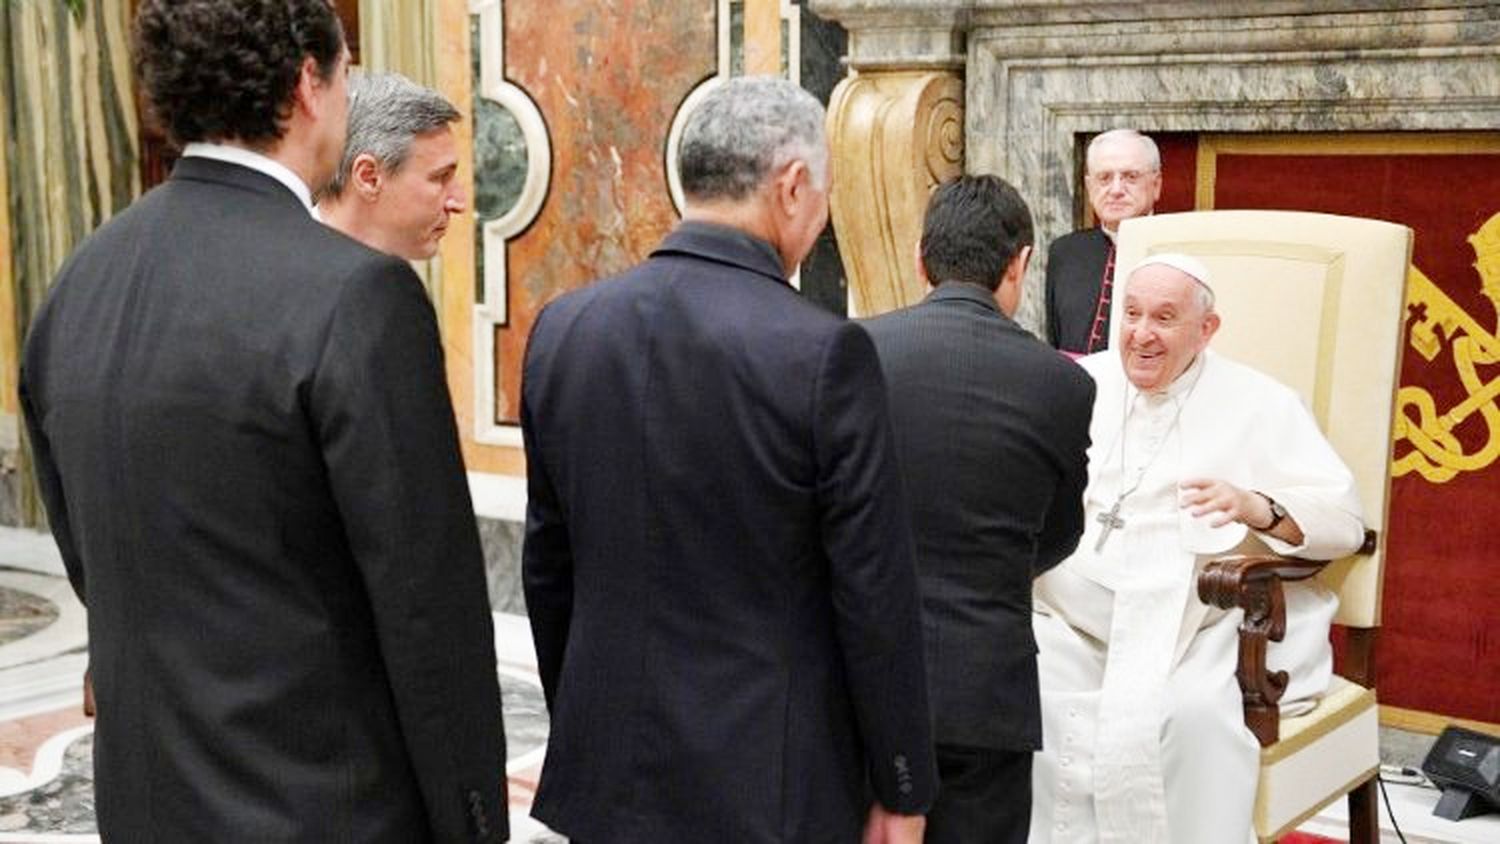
[826,71,963,317]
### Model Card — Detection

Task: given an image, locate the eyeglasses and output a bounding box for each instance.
[1087,169,1156,189]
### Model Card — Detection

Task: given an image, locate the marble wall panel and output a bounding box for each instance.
[470,15,527,313]
[492,1,717,426]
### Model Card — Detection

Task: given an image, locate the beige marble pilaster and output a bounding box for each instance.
[744,0,782,75]
[826,70,963,316]
[811,1,968,317]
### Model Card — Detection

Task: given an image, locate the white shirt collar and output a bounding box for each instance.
[180,142,315,214]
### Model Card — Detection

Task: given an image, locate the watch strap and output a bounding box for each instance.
[1253,491,1285,531]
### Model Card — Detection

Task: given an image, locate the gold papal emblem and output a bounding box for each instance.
[1394,211,1500,483]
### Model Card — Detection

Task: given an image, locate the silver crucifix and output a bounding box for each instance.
[1094,500,1125,552]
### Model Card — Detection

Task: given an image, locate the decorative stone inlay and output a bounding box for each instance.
[0,733,93,833]
[469,0,554,448]
[478,516,525,615]
[499,671,549,763]
[472,0,716,449]
[0,585,58,647]
[0,673,548,835]
[470,13,528,301]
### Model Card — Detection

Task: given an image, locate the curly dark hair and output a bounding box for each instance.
[133,0,345,147]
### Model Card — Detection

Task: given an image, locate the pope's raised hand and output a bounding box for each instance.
[1179,477,1266,528]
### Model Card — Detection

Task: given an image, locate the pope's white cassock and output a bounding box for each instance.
[1030,348,1365,844]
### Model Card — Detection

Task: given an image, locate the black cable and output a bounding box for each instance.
[1376,772,1409,844]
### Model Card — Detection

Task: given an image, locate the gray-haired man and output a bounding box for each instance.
[521,75,936,843]
[319,71,465,260]
[1046,128,1163,355]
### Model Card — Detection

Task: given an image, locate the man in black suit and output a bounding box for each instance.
[1046,129,1162,354]
[521,76,936,843]
[19,2,507,840]
[864,175,1095,843]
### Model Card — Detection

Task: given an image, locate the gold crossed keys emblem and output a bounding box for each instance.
[1394,211,1500,483]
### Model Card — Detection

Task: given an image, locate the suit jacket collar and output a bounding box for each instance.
[924,281,1004,315]
[168,156,312,214]
[652,221,789,285]
[180,142,314,211]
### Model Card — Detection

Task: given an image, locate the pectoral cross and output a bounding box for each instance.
[1094,500,1125,552]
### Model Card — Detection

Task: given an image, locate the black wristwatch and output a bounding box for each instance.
[1253,492,1287,531]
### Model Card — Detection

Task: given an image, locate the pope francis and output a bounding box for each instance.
[1030,254,1365,843]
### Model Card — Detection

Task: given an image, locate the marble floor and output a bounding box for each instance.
[0,527,563,843]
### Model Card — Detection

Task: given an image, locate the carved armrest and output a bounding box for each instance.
[1197,554,1330,747]
[1197,530,1377,746]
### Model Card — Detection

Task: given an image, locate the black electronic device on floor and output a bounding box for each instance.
[1421,725,1500,821]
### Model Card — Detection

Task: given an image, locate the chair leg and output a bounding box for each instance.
[1348,776,1379,844]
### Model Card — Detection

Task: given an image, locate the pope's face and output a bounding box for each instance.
[1118,264,1219,392]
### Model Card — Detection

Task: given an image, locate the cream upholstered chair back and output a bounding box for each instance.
[1112,211,1412,627]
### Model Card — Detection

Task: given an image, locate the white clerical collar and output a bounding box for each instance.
[181,142,315,214]
[1128,352,1206,410]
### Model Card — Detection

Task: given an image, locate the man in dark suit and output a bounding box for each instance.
[1046,129,1162,354]
[864,175,1095,843]
[19,2,507,840]
[521,76,936,844]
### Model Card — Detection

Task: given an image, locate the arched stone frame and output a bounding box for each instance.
[460,0,804,455]
[468,0,551,449]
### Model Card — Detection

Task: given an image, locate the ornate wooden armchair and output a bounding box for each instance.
[1113,210,1412,843]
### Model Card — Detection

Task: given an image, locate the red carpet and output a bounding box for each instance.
[1280,833,1342,843]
